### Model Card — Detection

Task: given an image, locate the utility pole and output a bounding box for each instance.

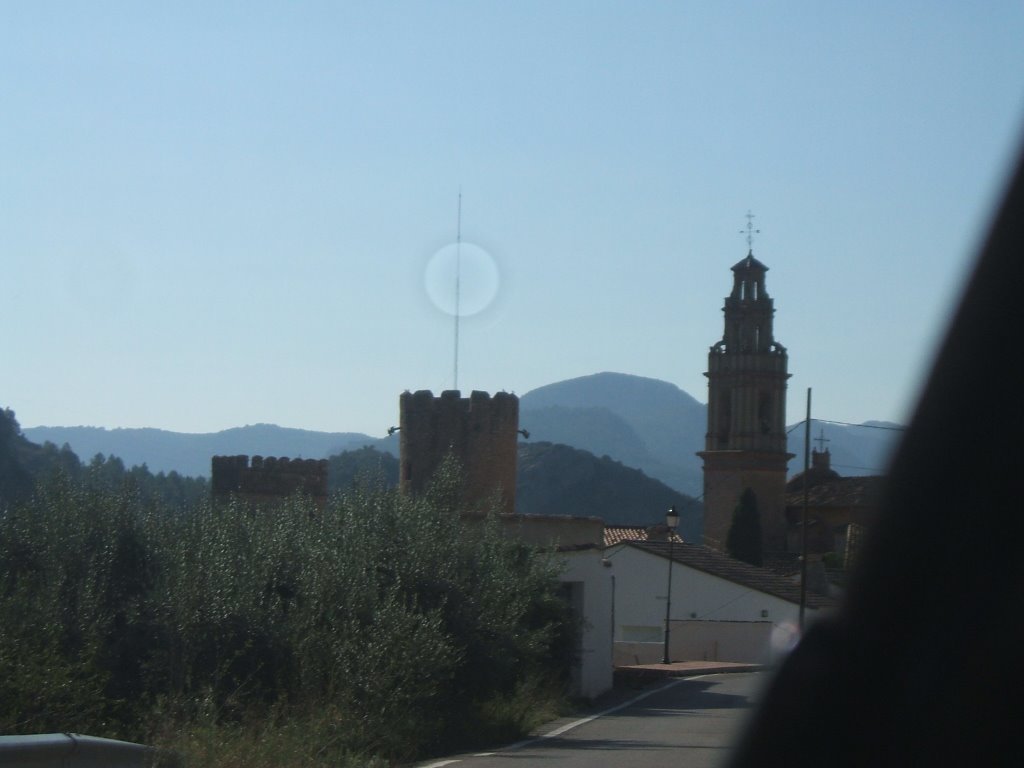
[453,191,462,391]
[799,388,811,630]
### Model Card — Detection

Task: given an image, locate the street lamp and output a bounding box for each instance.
[662,505,680,664]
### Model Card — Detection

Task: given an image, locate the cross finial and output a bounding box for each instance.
[740,210,760,253]
[814,428,830,452]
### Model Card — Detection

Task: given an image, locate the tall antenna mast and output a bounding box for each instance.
[453,190,462,391]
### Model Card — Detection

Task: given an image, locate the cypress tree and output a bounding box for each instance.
[726,487,763,566]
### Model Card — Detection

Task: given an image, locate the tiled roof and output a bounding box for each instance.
[732,253,768,272]
[785,475,884,508]
[603,526,685,547]
[761,551,803,578]
[786,466,840,492]
[621,540,838,610]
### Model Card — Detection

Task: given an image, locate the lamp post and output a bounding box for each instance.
[662,505,680,664]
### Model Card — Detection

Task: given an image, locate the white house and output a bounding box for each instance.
[557,546,615,699]
[497,514,614,700]
[604,540,838,665]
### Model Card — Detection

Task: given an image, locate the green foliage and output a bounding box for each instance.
[326,446,399,493]
[0,455,573,764]
[83,453,209,508]
[1,404,208,511]
[726,487,763,566]
[0,408,37,507]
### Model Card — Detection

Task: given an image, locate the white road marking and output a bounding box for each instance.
[417,674,719,766]
[509,677,690,749]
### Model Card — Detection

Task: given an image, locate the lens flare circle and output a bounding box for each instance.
[424,241,500,317]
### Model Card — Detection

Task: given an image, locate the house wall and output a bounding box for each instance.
[614,621,778,665]
[558,549,614,700]
[498,515,605,550]
[483,515,611,700]
[605,544,812,664]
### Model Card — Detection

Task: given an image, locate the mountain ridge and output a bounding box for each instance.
[22,423,392,480]
[23,372,901,494]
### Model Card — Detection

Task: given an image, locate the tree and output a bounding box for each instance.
[0,456,573,759]
[326,445,399,492]
[726,487,763,566]
[0,408,35,507]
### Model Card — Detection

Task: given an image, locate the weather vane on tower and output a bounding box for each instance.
[740,210,760,253]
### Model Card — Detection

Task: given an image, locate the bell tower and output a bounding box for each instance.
[698,223,792,553]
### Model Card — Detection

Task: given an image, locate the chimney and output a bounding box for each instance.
[811,448,831,472]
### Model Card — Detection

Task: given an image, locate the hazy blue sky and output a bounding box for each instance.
[3,1,1022,437]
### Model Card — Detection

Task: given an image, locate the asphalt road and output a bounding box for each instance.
[421,672,765,768]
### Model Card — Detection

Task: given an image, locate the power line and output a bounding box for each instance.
[453,190,462,391]
[815,418,906,432]
[832,463,888,474]
[787,417,906,434]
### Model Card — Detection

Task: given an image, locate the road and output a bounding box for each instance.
[421,672,765,768]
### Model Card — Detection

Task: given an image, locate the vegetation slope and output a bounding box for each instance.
[1,409,575,766]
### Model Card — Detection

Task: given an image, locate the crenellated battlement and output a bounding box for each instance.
[399,389,519,514]
[401,388,518,416]
[211,454,328,506]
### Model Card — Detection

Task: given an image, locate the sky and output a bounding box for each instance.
[3,1,1023,438]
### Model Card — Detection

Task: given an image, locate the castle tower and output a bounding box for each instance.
[399,389,519,515]
[697,250,793,552]
[211,454,329,508]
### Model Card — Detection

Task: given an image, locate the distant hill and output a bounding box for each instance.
[3,407,207,509]
[519,372,901,493]
[315,441,702,540]
[516,441,702,542]
[520,372,706,495]
[23,424,399,479]
[23,372,901,490]
[14,383,899,545]
[10,405,700,538]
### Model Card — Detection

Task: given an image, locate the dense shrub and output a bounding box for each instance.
[0,461,574,763]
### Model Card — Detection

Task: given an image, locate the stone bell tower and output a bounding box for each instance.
[698,230,793,553]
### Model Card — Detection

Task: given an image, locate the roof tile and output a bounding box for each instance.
[603,526,684,547]
[785,475,885,508]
